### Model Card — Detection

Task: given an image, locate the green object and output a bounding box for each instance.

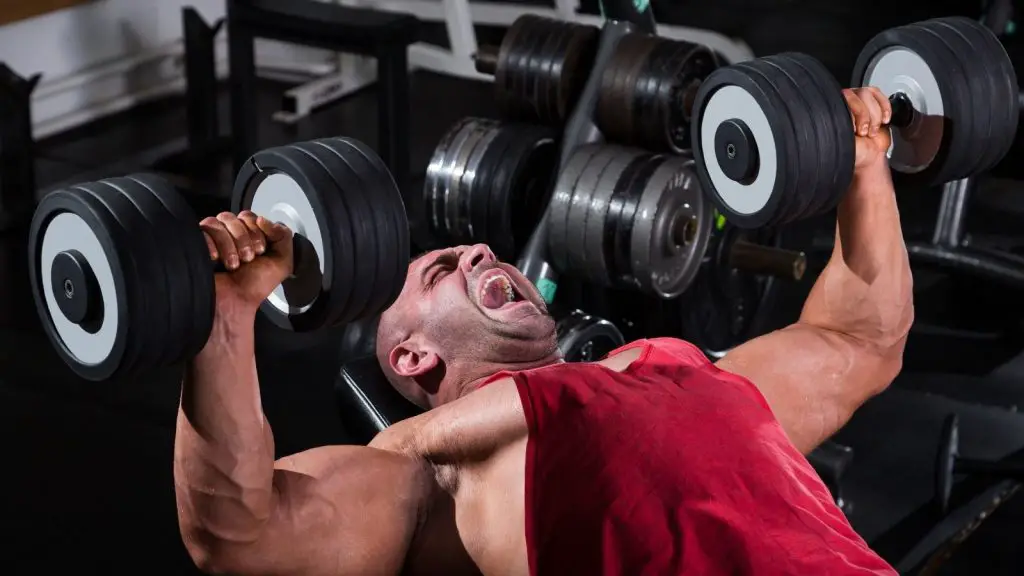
[632,0,650,12]
[1007,21,1016,35]
[716,213,727,231]
[537,277,557,304]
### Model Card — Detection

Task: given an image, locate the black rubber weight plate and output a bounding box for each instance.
[470,123,517,246]
[130,173,214,361]
[785,53,853,214]
[460,121,500,242]
[335,137,410,313]
[752,56,819,225]
[108,176,187,368]
[911,22,983,180]
[935,17,1018,174]
[81,181,165,376]
[311,140,394,324]
[28,187,131,381]
[493,126,556,260]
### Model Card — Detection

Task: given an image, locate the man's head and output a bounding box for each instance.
[376,244,559,408]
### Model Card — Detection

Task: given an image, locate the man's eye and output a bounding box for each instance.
[428,264,453,287]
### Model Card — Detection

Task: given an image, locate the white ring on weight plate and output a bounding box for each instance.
[699,85,778,216]
[39,212,120,365]
[861,47,944,174]
[248,173,327,315]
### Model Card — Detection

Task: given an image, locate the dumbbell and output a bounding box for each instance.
[424,117,558,260]
[934,413,1024,516]
[690,17,1019,229]
[556,309,625,362]
[28,137,409,382]
[473,15,600,126]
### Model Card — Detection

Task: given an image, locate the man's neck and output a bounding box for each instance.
[432,356,563,406]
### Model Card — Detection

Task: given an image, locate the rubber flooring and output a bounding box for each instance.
[2,71,1023,574]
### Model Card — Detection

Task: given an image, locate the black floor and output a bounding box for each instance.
[3,70,1024,574]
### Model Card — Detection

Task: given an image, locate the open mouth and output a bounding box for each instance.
[478,269,526,310]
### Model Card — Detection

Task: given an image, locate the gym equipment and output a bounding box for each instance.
[808,441,855,515]
[934,413,1024,517]
[28,137,409,382]
[424,117,557,259]
[547,145,714,299]
[474,15,600,126]
[556,309,625,362]
[690,17,1018,229]
[595,33,719,153]
[680,225,804,354]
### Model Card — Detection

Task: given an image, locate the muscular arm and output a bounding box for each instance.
[173,306,431,575]
[716,162,913,454]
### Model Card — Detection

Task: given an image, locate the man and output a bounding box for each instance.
[175,87,911,575]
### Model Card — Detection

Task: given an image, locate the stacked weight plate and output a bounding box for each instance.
[493,15,600,126]
[424,117,558,260]
[596,33,719,153]
[547,145,714,299]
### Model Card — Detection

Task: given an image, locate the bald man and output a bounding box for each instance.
[174,87,911,575]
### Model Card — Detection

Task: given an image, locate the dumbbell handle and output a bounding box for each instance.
[474,45,499,76]
[887,92,915,128]
[728,240,807,281]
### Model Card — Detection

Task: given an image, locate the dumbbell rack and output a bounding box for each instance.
[515,0,656,304]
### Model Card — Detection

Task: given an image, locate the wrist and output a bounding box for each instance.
[209,302,258,343]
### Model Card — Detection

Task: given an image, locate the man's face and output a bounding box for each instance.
[379,244,558,399]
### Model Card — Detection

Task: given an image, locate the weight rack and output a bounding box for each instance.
[516,0,657,304]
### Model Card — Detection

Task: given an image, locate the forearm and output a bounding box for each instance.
[801,162,913,352]
[174,304,276,548]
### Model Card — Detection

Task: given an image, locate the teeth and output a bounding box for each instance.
[485,274,516,303]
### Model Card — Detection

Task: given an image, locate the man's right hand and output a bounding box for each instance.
[200,211,294,314]
[843,87,893,172]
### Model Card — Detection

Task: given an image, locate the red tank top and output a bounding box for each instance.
[500,338,895,575]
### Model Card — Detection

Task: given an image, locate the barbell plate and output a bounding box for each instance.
[441,121,481,239]
[130,173,214,361]
[106,177,190,369]
[567,147,616,280]
[494,16,533,120]
[542,22,574,123]
[613,153,663,287]
[556,309,625,362]
[557,24,599,122]
[632,157,714,298]
[690,63,796,229]
[450,120,496,242]
[783,53,855,215]
[233,146,349,331]
[852,24,969,186]
[602,152,652,285]
[468,123,518,246]
[586,147,639,286]
[460,119,501,242]
[548,145,601,273]
[333,137,410,316]
[932,18,1018,176]
[661,46,718,153]
[596,36,634,142]
[424,118,473,241]
[533,20,562,123]
[29,188,131,381]
[487,125,557,260]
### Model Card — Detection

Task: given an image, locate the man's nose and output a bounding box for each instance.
[460,244,496,273]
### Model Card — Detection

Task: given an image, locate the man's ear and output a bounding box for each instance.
[389,337,440,378]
